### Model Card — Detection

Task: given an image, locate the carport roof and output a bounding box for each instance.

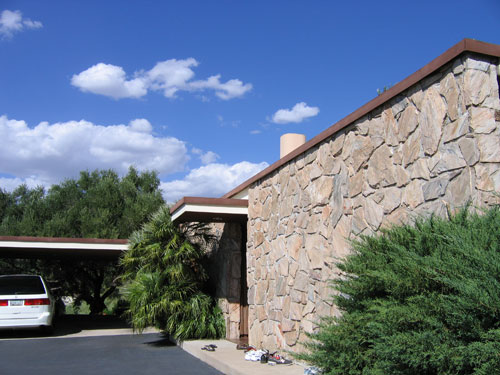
[170,197,248,223]
[0,236,128,259]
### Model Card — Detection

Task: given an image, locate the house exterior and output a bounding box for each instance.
[170,39,500,352]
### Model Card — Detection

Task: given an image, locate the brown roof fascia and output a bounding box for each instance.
[0,236,128,244]
[169,197,248,215]
[223,38,500,199]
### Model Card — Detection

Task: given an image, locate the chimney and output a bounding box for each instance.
[280,133,306,159]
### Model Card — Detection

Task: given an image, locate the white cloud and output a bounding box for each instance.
[70,63,148,99]
[271,102,320,124]
[191,148,219,164]
[71,58,252,100]
[187,75,253,100]
[161,161,269,203]
[146,58,198,98]
[200,151,219,165]
[0,10,42,39]
[129,118,153,133]
[0,115,189,188]
[0,115,268,205]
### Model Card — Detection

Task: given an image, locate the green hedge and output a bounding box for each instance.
[298,205,500,375]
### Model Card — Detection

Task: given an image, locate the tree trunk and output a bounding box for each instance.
[88,285,116,315]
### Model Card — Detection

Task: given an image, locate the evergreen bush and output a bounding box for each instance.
[298,205,500,375]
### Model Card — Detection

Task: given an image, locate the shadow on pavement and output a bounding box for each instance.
[143,335,176,347]
[0,314,130,339]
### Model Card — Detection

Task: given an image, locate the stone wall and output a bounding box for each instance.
[246,53,500,351]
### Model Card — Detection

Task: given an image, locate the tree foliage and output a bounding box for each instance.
[298,206,500,375]
[0,167,164,314]
[120,206,225,340]
[0,167,163,238]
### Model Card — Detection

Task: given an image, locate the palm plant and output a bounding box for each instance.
[120,206,225,341]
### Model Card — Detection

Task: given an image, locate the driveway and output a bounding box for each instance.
[0,331,222,375]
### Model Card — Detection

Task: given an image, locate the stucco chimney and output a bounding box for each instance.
[280,133,306,159]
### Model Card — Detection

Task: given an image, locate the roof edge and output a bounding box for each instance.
[169,197,248,215]
[0,236,128,244]
[222,38,500,199]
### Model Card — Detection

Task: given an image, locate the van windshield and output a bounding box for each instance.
[0,276,46,295]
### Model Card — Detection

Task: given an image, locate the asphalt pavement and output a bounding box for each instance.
[0,332,222,375]
[0,316,309,375]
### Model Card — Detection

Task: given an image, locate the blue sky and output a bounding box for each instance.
[1,1,499,203]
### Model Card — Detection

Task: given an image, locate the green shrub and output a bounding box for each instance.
[120,206,225,341]
[298,205,500,375]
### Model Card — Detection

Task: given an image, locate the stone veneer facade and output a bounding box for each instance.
[245,53,500,351]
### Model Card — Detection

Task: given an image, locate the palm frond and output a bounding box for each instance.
[119,206,225,340]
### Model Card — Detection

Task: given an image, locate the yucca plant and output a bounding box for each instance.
[120,205,225,341]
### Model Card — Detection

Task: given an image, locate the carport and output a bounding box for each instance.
[0,236,129,319]
[0,236,128,259]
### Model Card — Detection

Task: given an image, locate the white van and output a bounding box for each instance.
[0,275,56,332]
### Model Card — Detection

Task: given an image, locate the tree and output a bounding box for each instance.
[120,206,225,340]
[298,206,500,375]
[0,167,165,314]
[0,185,49,235]
[0,188,12,225]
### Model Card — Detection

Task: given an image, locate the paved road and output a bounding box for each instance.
[0,332,222,375]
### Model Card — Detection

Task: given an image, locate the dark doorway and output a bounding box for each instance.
[239,222,248,339]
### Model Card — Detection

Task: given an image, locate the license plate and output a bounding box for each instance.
[10,300,23,306]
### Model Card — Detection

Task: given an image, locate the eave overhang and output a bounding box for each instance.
[170,197,248,223]
[0,236,128,259]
